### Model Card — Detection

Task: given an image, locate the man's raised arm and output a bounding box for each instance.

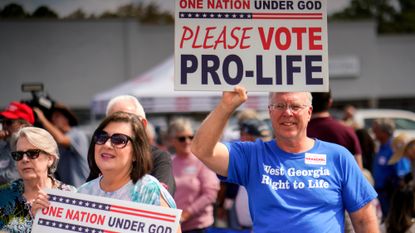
[191,86,247,177]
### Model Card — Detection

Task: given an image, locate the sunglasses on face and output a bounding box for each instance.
[11,149,46,161]
[94,131,132,149]
[176,135,194,142]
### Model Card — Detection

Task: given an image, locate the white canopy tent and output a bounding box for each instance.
[91,56,269,115]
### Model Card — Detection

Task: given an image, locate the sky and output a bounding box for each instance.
[0,0,351,17]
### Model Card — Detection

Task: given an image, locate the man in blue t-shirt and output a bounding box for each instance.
[191,87,379,233]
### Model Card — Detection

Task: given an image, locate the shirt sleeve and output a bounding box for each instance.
[150,146,176,195]
[340,147,377,212]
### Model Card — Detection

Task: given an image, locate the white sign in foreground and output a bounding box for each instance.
[175,0,329,92]
[32,189,182,233]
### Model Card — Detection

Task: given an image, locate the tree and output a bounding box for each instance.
[330,0,415,33]
[65,8,87,19]
[31,6,59,18]
[0,3,27,18]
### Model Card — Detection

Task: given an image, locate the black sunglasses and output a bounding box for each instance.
[11,149,46,161]
[176,135,194,142]
[94,131,132,149]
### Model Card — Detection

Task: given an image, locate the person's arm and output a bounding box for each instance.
[191,86,247,177]
[33,108,71,148]
[354,153,363,170]
[150,147,176,195]
[160,196,182,233]
[182,164,220,222]
[349,201,380,233]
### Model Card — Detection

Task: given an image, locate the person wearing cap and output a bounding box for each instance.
[33,103,89,188]
[0,102,34,185]
[86,95,176,195]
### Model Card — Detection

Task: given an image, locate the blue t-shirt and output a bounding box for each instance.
[224,139,377,233]
[372,140,395,189]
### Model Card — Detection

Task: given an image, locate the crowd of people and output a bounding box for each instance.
[1,87,415,233]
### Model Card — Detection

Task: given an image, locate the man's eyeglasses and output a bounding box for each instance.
[94,131,132,149]
[268,103,309,113]
[11,149,46,161]
[176,135,194,142]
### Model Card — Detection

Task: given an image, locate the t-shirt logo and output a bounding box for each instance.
[304,153,327,165]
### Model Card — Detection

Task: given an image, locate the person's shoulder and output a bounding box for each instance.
[314,139,351,154]
[151,145,171,157]
[77,177,100,193]
[53,178,77,192]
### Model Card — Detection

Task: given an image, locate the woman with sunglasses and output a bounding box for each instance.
[77,112,177,210]
[0,127,76,233]
[168,117,219,233]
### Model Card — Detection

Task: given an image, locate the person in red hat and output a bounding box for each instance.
[0,101,34,185]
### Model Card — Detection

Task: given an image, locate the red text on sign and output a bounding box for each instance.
[180,26,253,49]
[258,27,322,50]
[41,206,63,218]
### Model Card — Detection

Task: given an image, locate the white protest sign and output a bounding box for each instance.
[32,189,181,233]
[175,0,329,92]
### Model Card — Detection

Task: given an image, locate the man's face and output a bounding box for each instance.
[268,92,312,142]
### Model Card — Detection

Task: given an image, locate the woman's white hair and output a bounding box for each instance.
[14,127,60,174]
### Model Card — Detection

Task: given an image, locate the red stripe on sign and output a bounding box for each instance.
[252,12,322,20]
[253,16,322,19]
[253,13,322,16]
[110,204,176,218]
[110,208,176,222]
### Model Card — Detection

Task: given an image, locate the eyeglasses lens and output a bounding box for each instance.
[11,149,41,161]
[94,131,130,148]
[177,136,194,142]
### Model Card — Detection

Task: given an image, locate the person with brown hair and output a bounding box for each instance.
[380,182,415,233]
[78,112,176,207]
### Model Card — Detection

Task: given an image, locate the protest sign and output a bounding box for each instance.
[175,0,329,92]
[32,189,181,233]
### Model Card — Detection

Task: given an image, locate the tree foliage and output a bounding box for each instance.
[330,0,415,33]
[0,2,173,24]
[0,3,27,18]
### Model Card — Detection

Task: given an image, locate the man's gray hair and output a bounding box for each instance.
[268,92,313,106]
[373,118,395,136]
[106,95,146,119]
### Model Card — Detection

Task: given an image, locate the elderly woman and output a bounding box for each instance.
[0,127,75,232]
[168,117,219,233]
[77,111,176,208]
